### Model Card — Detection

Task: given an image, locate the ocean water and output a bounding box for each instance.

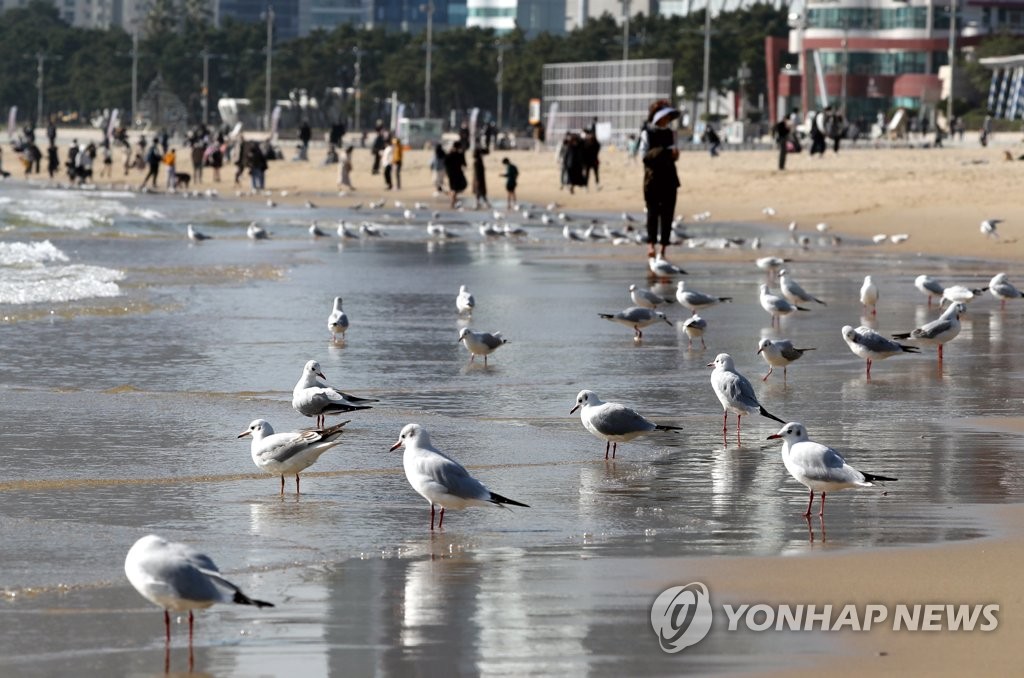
[0,182,1020,675]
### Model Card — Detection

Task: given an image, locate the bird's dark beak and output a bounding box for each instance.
[662,317,672,325]
[706,362,714,368]
[756,348,763,355]
[389,440,402,452]
[766,433,781,440]
[237,430,251,439]
[570,404,580,415]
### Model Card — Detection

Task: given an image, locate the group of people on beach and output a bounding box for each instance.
[557,124,602,194]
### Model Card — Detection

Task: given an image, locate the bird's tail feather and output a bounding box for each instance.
[899,344,920,353]
[654,424,684,431]
[489,491,529,508]
[861,471,898,483]
[233,590,275,608]
[719,297,733,302]
[597,313,614,319]
[759,406,786,424]
[891,332,912,340]
[796,305,811,312]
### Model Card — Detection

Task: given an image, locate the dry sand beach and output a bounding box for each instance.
[10,134,1024,674]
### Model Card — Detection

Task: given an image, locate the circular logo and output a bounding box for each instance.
[650,582,713,653]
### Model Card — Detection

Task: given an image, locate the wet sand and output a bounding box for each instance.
[6,142,1024,674]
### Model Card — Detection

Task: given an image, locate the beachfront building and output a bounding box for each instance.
[466,0,565,35]
[542,58,671,145]
[565,0,653,30]
[980,53,1024,120]
[765,0,1024,125]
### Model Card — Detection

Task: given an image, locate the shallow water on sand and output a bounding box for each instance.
[0,184,1021,675]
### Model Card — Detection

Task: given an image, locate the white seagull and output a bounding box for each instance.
[981,219,1002,239]
[756,338,815,383]
[989,272,1024,309]
[458,327,508,364]
[779,269,826,306]
[859,275,878,315]
[767,422,897,518]
[649,256,687,277]
[682,314,708,349]
[292,359,377,428]
[124,535,273,645]
[359,223,385,237]
[337,222,360,239]
[327,297,349,340]
[570,389,682,459]
[892,302,966,363]
[941,284,987,306]
[759,283,809,326]
[389,423,528,530]
[598,306,672,340]
[914,274,945,307]
[707,353,785,436]
[309,221,328,237]
[246,223,269,240]
[238,419,348,494]
[676,281,731,315]
[186,224,211,241]
[630,284,671,309]
[456,285,475,315]
[841,325,919,379]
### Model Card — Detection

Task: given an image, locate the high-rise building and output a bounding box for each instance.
[466,0,565,35]
[564,0,652,31]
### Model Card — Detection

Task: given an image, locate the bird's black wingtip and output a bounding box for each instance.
[760,406,786,424]
[900,344,921,353]
[489,491,530,508]
[862,471,898,483]
[234,590,275,608]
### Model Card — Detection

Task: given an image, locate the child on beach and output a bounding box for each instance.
[339,146,355,191]
[500,157,518,209]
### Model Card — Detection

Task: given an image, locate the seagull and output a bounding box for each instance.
[759,283,809,326]
[779,269,826,306]
[246,223,269,240]
[327,297,349,340]
[708,353,785,436]
[762,206,776,217]
[389,423,529,530]
[860,275,878,315]
[369,198,386,209]
[682,314,708,349]
[871,234,888,244]
[359,223,385,237]
[757,338,815,383]
[989,272,1024,309]
[337,222,360,239]
[124,535,273,645]
[266,199,276,208]
[622,212,638,223]
[597,306,671,340]
[238,419,348,494]
[309,222,328,237]
[676,281,731,315]
[427,222,458,239]
[458,328,508,365]
[629,283,671,309]
[562,224,583,241]
[892,302,966,363]
[479,223,502,238]
[841,325,919,379]
[914,274,946,307]
[292,359,377,428]
[815,222,829,233]
[456,285,475,315]
[767,422,897,518]
[942,284,987,306]
[981,219,1002,239]
[649,256,687,277]
[890,234,910,244]
[570,390,682,459]
[755,256,789,278]
[503,223,528,237]
[186,224,211,241]
[305,200,317,209]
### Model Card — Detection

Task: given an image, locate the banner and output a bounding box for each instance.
[812,51,829,108]
[469,107,479,149]
[270,105,281,141]
[106,109,119,138]
[528,98,541,126]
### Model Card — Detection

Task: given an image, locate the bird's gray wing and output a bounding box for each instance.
[144,544,224,603]
[418,451,488,501]
[723,372,760,408]
[593,404,654,436]
[263,428,343,464]
[301,387,373,414]
[923,280,945,295]
[480,333,505,349]
[778,342,806,361]
[621,307,654,323]
[914,317,955,340]
[789,443,862,484]
[856,328,901,353]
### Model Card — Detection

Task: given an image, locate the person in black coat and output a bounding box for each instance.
[641,103,680,259]
[444,141,467,208]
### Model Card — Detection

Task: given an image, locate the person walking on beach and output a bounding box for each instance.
[371,124,385,175]
[391,136,403,190]
[46,144,58,178]
[431,142,446,194]
[163,147,177,190]
[810,107,829,156]
[472,146,490,209]
[582,130,601,189]
[248,142,267,190]
[381,140,394,190]
[981,114,993,147]
[339,146,355,190]
[99,139,113,179]
[299,121,311,161]
[702,124,721,157]
[140,140,160,188]
[640,101,680,260]
[774,116,791,170]
[444,141,467,208]
[501,157,518,209]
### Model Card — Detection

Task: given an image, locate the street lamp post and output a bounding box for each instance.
[496,42,506,130]
[702,1,713,120]
[199,48,223,126]
[131,32,138,127]
[422,2,434,118]
[947,0,958,126]
[621,0,631,61]
[265,5,274,131]
[34,52,47,127]
[840,19,849,116]
[353,47,363,133]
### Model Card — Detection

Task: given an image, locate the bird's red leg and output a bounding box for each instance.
[296,474,301,494]
[803,488,814,517]
[164,609,171,644]
[430,504,435,530]
[280,475,284,496]
[438,508,445,528]
[818,492,827,518]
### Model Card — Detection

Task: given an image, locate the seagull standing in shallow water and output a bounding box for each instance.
[914,274,945,307]
[860,275,878,315]
[767,422,897,518]
[598,306,672,340]
[988,273,1024,309]
[458,327,508,364]
[841,325,919,379]
[456,285,475,315]
[756,338,815,383]
[124,535,273,647]
[327,297,349,340]
[238,419,348,494]
[389,423,528,530]
[292,359,377,428]
[708,353,785,438]
[892,302,966,364]
[570,390,682,459]
[759,284,809,326]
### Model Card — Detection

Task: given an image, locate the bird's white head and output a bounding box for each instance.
[570,389,597,414]
[457,327,471,343]
[390,423,427,451]
[841,325,857,343]
[992,272,1008,284]
[767,422,809,443]
[676,280,687,291]
[238,419,273,440]
[333,297,343,308]
[303,359,326,380]
[756,338,772,354]
[864,275,874,284]
[708,353,734,370]
[629,284,637,292]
